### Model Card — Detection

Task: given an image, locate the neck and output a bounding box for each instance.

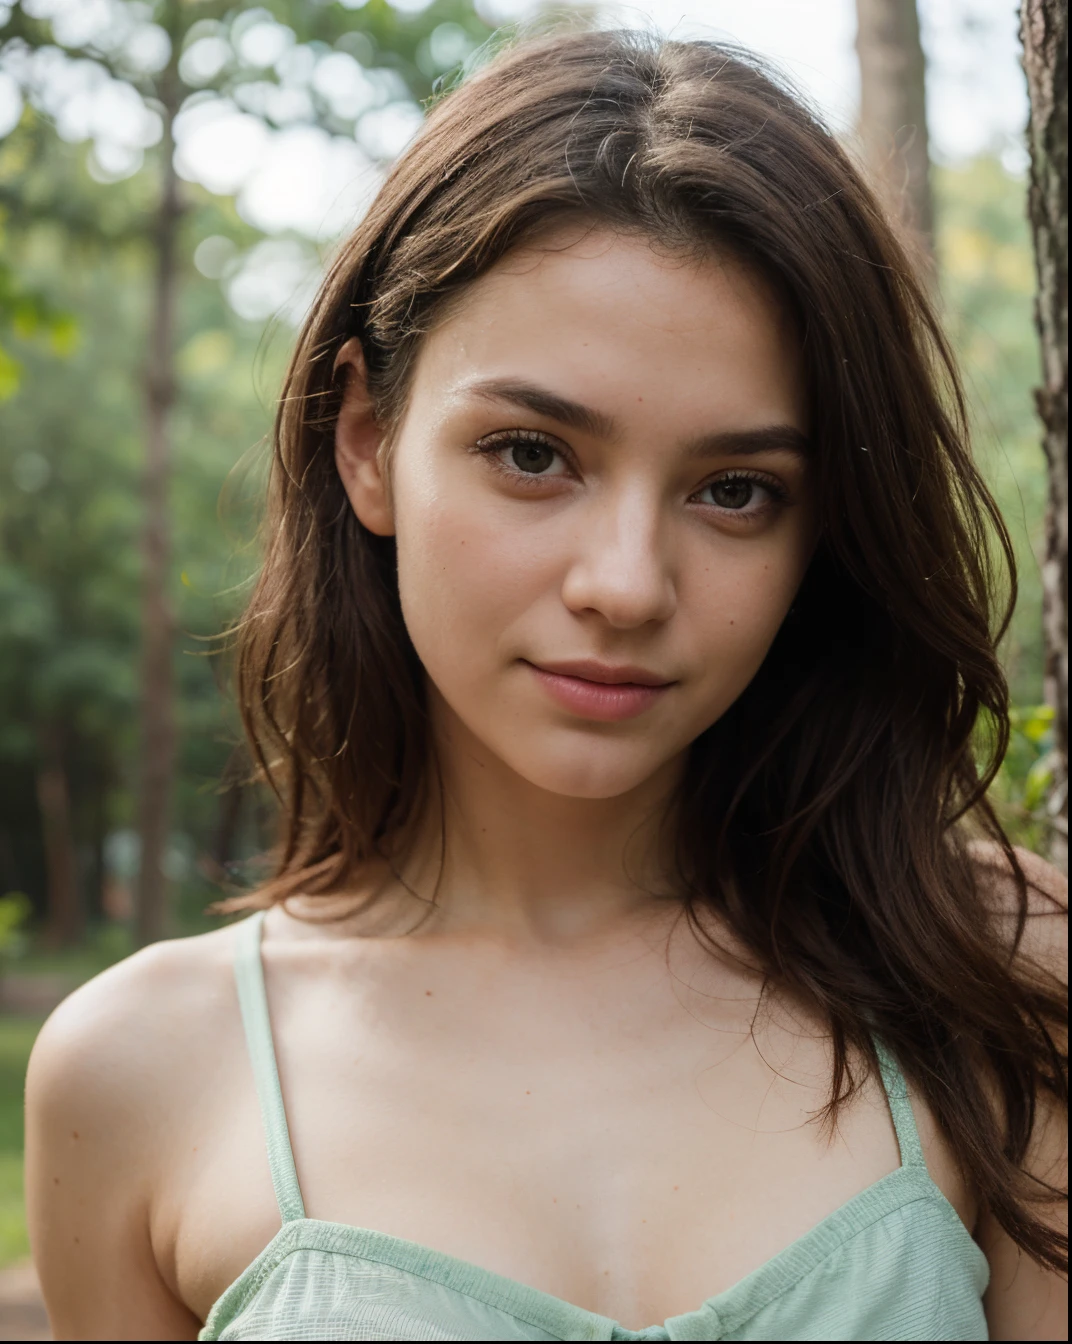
[394,694,685,945]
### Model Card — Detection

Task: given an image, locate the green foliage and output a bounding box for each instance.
[0,1018,41,1267]
[0,1153,27,1267]
[0,0,495,937]
[933,159,1057,851]
[0,893,31,957]
[0,253,77,401]
[8,919,132,978]
[254,0,496,103]
[935,158,1045,708]
[987,704,1057,853]
[0,111,285,929]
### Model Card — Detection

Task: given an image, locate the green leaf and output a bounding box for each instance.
[1023,753,1055,812]
[48,314,79,356]
[1019,704,1054,745]
[0,346,20,401]
[0,893,32,950]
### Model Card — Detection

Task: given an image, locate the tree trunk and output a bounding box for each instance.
[1021,0,1068,874]
[134,54,183,947]
[855,0,934,266]
[36,726,81,947]
[87,774,107,921]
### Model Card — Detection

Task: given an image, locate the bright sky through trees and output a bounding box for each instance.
[0,0,1031,325]
[0,0,1029,245]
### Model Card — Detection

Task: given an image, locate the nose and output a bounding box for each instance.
[560,485,677,629]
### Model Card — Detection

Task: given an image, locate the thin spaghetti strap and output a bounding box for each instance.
[233,911,307,1223]
[873,1037,925,1169]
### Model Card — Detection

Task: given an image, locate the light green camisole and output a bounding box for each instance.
[200,911,990,1342]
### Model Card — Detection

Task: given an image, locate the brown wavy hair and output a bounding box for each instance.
[233,29,1067,1271]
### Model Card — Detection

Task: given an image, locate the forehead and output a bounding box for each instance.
[408,227,807,435]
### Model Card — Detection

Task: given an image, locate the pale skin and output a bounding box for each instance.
[27,230,1067,1340]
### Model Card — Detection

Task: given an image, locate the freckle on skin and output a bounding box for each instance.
[673,1185,679,1191]
[71,1131,79,1140]
[74,1236,80,1245]
[53,1177,59,1186]
[425,990,433,997]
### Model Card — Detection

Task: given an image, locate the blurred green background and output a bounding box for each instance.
[0,0,1057,1272]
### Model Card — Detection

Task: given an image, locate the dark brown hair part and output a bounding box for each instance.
[233,29,1067,1272]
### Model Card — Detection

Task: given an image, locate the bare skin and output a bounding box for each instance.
[27,231,1067,1340]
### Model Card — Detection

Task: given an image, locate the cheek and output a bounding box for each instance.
[391,464,551,681]
[682,533,810,700]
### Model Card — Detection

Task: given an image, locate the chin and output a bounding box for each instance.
[501,736,673,801]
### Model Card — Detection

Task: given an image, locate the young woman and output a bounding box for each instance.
[27,29,1066,1343]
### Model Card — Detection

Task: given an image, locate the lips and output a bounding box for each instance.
[524,659,675,722]
[532,659,673,687]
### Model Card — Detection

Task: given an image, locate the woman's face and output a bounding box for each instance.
[339,228,815,800]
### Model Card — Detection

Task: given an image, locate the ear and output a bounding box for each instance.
[333,337,395,537]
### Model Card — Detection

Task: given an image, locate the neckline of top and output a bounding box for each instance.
[203,1169,985,1341]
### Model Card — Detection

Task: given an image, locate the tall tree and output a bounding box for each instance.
[2,0,493,940]
[854,0,934,264]
[135,3,182,947]
[1021,0,1068,873]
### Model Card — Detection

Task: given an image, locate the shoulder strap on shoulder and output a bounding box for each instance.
[873,1037,925,1169]
[233,911,307,1223]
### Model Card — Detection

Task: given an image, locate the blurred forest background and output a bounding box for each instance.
[0,0,1065,1287]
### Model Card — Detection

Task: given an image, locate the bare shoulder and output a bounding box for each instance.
[969,838,1068,903]
[967,840,1067,983]
[961,844,1067,1340]
[26,921,248,1339]
[27,921,243,1154]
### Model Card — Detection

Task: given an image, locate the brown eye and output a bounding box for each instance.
[476,429,570,482]
[511,441,556,473]
[692,472,787,517]
[709,478,755,509]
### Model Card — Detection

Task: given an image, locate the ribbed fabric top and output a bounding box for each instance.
[200,911,989,1341]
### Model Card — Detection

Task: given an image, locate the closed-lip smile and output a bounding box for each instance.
[527,659,674,687]
[523,659,676,722]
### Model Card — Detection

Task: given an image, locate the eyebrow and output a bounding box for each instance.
[465,378,619,439]
[681,425,811,460]
[463,377,809,459]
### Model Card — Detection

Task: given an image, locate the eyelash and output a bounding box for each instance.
[472,430,792,518]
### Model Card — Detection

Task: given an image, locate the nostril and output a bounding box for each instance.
[560,564,676,629]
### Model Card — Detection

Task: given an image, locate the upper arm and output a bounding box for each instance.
[977,1079,1067,1341]
[971,845,1068,1342]
[26,954,202,1340]
[970,841,1068,977]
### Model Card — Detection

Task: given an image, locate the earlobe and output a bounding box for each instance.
[333,337,395,537]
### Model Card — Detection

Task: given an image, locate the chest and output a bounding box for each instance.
[159,948,969,1330]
